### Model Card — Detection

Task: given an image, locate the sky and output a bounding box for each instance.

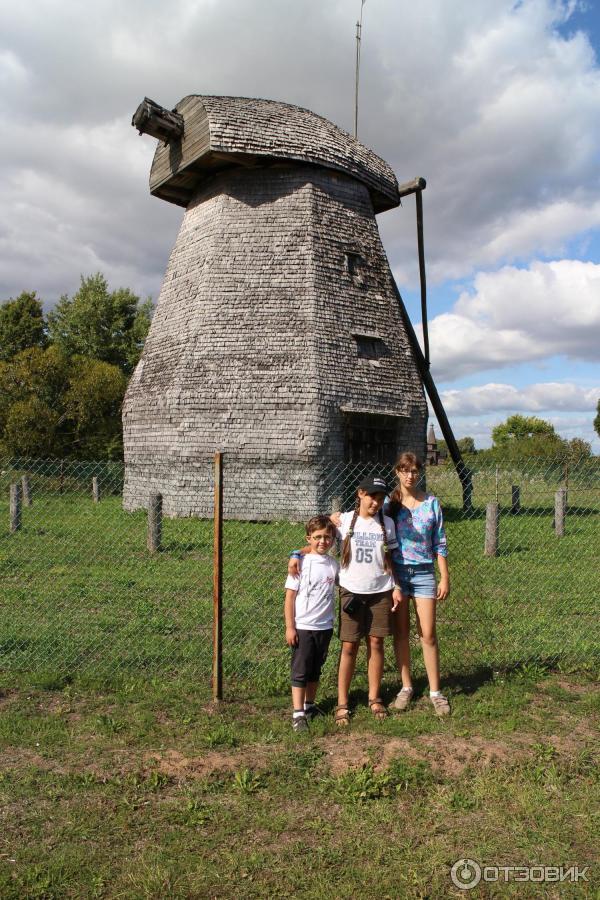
[1,0,599,451]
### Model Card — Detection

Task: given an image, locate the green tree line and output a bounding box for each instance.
[0,275,152,460]
[438,414,596,467]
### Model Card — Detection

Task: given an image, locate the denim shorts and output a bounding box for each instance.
[397,564,436,599]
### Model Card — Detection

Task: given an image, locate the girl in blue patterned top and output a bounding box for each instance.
[385,452,451,716]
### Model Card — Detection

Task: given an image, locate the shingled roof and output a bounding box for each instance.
[149,95,400,213]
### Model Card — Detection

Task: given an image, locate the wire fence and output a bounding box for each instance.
[1,454,598,694]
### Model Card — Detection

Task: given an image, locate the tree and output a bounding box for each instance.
[595,399,600,440]
[63,358,126,459]
[47,273,152,375]
[457,436,476,454]
[0,346,126,459]
[0,291,46,361]
[492,415,557,446]
[565,437,591,465]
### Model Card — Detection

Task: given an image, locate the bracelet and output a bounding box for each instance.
[289,550,303,559]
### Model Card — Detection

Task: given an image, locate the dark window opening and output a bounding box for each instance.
[353,334,389,360]
[346,252,367,285]
[343,412,398,464]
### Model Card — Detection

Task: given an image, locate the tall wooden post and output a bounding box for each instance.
[484,502,499,557]
[212,452,223,701]
[10,483,22,533]
[147,494,162,552]
[554,488,567,537]
[21,475,31,507]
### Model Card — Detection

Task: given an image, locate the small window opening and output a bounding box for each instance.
[353,334,389,360]
[345,251,367,285]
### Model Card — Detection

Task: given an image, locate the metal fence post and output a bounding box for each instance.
[555,487,567,537]
[147,493,162,552]
[92,476,100,503]
[484,502,499,556]
[213,452,223,701]
[9,483,22,533]
[21,474,32,507]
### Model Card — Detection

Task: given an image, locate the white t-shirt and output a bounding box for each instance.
[337,511,398,594]
[285,553,339,630]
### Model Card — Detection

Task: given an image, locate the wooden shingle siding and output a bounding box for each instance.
[123,97,426,520]
[149,96,399,213]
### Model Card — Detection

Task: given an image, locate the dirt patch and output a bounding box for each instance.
[318,734,421,775]
[556,678,598,695]
[0,747,68,774]
[417,734,521,776]
[141,745,276,778]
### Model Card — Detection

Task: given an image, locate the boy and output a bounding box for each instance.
[284,515,339,731]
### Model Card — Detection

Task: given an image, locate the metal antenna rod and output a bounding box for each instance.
[354,0,366,138]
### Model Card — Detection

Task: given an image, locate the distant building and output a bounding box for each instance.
[426,423,441,466]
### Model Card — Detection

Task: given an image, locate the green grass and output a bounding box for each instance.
[0,479,598,691]
[0,669,597,898]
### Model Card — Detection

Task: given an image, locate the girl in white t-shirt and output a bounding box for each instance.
[289,476,402,726]
[334,476,402,725]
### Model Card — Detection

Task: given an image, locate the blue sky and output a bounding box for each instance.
[0,0,599,451]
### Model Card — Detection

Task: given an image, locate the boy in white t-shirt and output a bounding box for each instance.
[284,515,339,732]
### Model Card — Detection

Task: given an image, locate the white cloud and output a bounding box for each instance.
[1,0,600,301]
[439,381,600,415]
[427,259,600,380]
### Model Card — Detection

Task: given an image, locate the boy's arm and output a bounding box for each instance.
[284,588,298,646]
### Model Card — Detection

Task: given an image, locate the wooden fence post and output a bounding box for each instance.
[21,474,31,507]
[554,488,567,537]
[147,493,162,552]
[511,485,520,515]
[212,452,223,701]
[484,502,499,557]
[10,483,22,533]
[92,477,100,503]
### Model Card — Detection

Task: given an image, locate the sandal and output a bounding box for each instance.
[368,698,388,721]
[335,705,351,727]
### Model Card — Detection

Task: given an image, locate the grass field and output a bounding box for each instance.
[0,480,598,692]
[0,667,598,898]
[0,465,598,896]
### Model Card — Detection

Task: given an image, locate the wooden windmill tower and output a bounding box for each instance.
[123,95,429,518]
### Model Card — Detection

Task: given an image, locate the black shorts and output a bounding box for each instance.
[291,629,333,687]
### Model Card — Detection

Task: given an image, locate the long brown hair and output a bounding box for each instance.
[340,493,393,575]
[388,451,424,514]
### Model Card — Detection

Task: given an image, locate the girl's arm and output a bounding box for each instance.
[284,588,299,646]
[287,547,310,577]
[436,554,450,601]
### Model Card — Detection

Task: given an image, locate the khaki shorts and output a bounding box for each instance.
[338,587,393,642]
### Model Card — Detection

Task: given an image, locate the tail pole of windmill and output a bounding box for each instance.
[352,3,470,503]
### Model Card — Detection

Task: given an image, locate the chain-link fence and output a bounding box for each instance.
[1,454,598,694]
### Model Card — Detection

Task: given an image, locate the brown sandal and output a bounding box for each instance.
[368,698,388,721]
[335,705,351,727]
